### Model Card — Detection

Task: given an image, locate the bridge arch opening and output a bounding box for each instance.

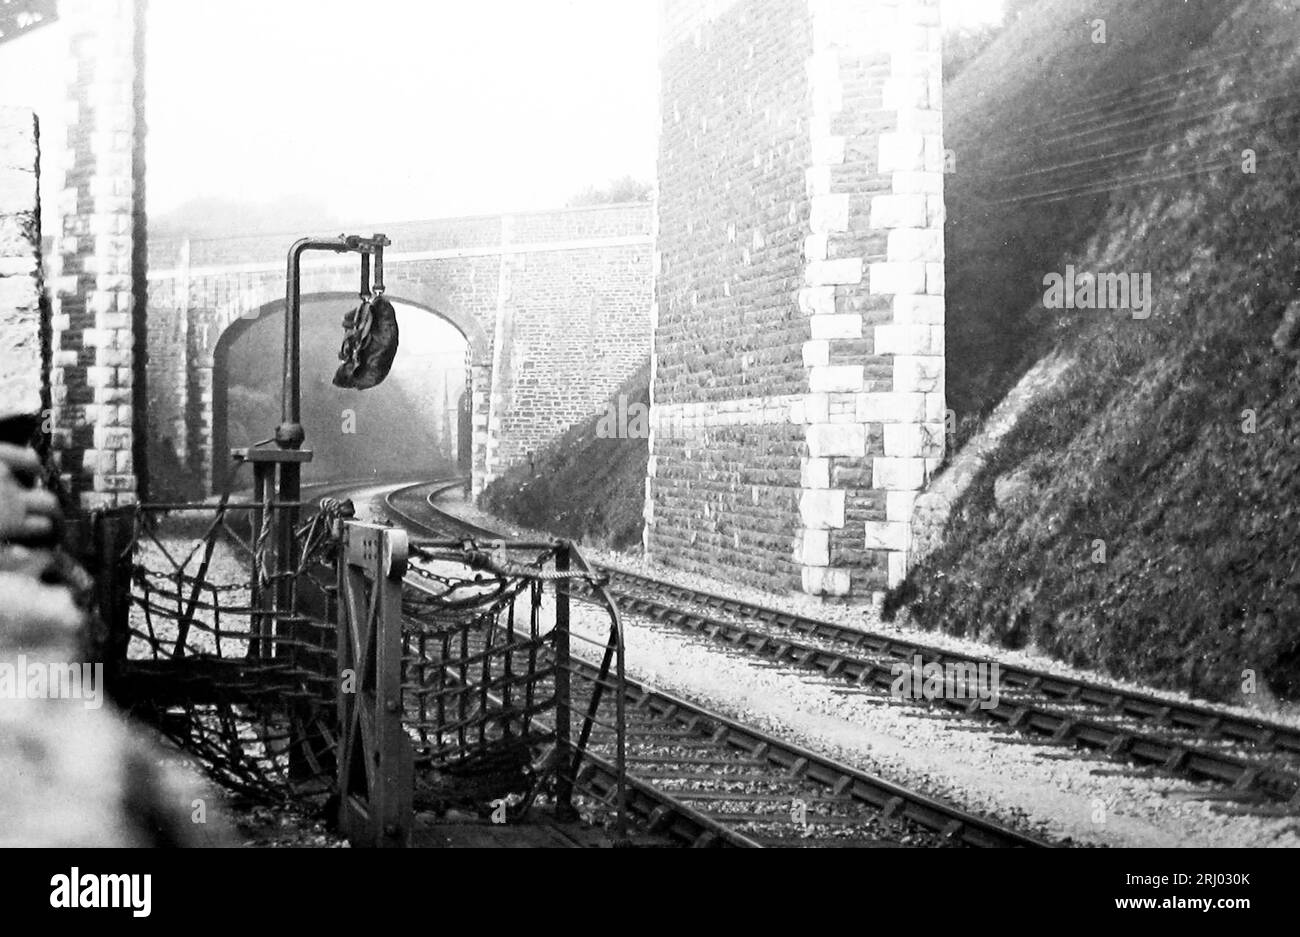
[212,292,472,491]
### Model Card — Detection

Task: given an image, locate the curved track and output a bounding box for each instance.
[384,480,1051,848]
[384,478,1300,817]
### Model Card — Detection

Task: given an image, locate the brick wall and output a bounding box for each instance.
[647,0,945,601]
[50,0,147,509]
[647,0,815,594]
[0,108,45,424]
[490,241,652,471]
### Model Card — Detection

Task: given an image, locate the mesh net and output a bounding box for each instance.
[111,495,343,804]
[96,492,622,823]
[402,546,565,811]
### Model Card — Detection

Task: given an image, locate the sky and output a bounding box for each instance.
[0,0,1003,233]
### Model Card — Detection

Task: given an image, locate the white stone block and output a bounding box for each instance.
[810,314,862,340]
[919,422,946,458]
[869,262,926,296]
[801,566,826,596]
[886,490,918,523]
[811,135,846,165]
[892,171,944,194]
[798,286,836,317]
[927,263,945,296]
[878,132,926,173]
[803,393,830,424]
[806,165,832,198]
[85,366,116,388]
[874,324,933,356]
[923,135,946,173]
[810,194,850,233]
[893,356,944,394]
[802,457,830,490]
[804,233,828,261]
[927,195,946,226]
[87,291,118,316]
[884,423,926,458]
[800,529,830,566]
[810,365,863,393]
[925,393,947,424]
[888,551,909,589]
[896,108,943,135]
[806,258,863,286]
[856,392,925,424]
[894,294,945,324]
[808,423,865,458]
[873,457,925,490]
[870,194,927,229]
[882,75,929,111]
[800,489,846,530]
[802,340,830,367]
[821,568,851,597]
[887,228,943,263]
[864,521,910,552]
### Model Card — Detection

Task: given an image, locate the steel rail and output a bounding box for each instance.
[399,570,751,847]
[387,480,1050,848]
[387,478,1300,809]
[396,480,1300,755]
[600,568,1300,756]
[564,656,1050,848]
[595,581,1300,804]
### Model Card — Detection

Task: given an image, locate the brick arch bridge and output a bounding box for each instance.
[143,204,654,498]
[206,287,489,496]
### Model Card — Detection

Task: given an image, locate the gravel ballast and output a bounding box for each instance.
[404,486,1300,848]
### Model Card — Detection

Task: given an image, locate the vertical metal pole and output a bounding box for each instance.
[615,607,627,840]
[92,510,134,695]
[553,544,575,819]
[275,241,312,656]
[250,462,272,658]
[276,461,300,657]
[335,524,353,821]
[375,526,412,847]
[282,245,305,434]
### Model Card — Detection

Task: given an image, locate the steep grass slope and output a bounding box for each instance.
[944,0,1239,425]
[892,0,1300,705]
[480,364,649,551]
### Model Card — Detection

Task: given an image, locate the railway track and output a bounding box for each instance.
[560,655,1045,847]
[382,478,1300,817]
[386,480,1049,847]
[594,573,1300,811]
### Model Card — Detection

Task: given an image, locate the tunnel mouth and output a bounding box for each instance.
[211,294,470,494]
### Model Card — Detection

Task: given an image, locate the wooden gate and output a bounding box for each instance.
[336,522,414,847]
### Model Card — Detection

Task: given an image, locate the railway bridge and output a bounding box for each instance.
[143,206,653,498]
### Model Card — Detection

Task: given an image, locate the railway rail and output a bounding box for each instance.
[597,572,1300,809]
[386,478,1300,816]
[388,480,1049,847]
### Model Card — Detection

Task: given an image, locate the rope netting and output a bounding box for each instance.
[98,482,624,824]
[401,546,568,813]
[110,491,350,804]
